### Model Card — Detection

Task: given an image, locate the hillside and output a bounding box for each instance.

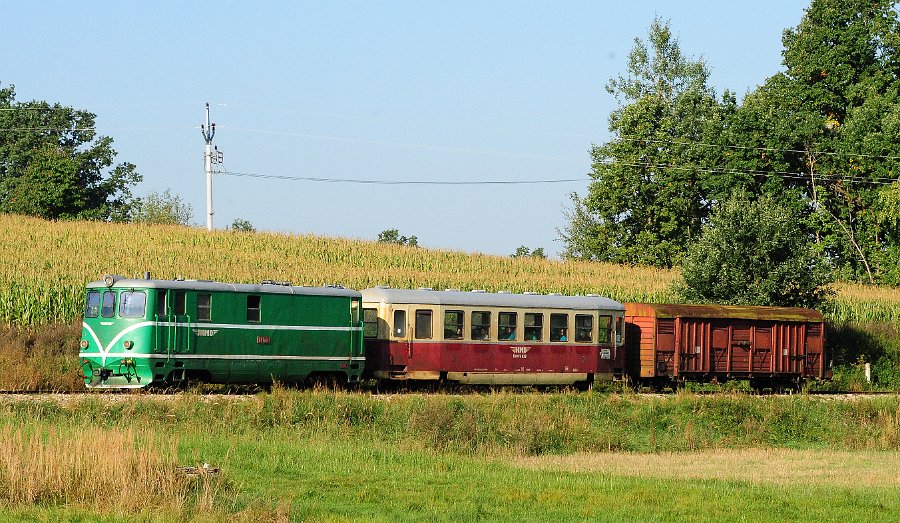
[0,214,897,326]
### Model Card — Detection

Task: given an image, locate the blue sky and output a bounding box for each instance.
[3,1,809,256]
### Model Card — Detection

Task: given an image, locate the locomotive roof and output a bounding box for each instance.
[361,287,624,311]
[87,276,361,298]
[623,302,824,322]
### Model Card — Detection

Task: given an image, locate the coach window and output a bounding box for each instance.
[444,310,464,339]
[575,314,593,343]
[524,313,543,341]
[471,311,491,340]
[197,294,211,322]
[615,316,624,345]
[550,313,569,342]
[499,312,517,340]
[85,291,100,318]
[598,315,612,343]
[415,309,433,339]
[247,295,261,323]
[363,308,379,338]
[174,291,186,316]
[119,291,147,318]
[393,310,406,337]
[101,291,116,318]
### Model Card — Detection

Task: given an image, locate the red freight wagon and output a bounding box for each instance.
[624,303,828,387]
[362,287,625,387]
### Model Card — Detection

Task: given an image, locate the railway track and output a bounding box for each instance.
[0,389,896,399]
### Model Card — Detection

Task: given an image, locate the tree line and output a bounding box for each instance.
[563,0,900,298]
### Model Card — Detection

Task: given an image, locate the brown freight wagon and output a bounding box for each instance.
[624,303,829,388]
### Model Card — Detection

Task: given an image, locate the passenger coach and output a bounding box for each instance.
[361,287,625,386]
[79,274,364,388]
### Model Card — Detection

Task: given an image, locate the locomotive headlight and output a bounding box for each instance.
[123,340,134,350]
[79,340,89,349]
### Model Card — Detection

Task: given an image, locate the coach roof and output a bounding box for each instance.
[361,287,624,311]
[87,277,361,298]
[623,302,824,322]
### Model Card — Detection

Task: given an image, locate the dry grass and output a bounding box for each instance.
[514,447,900,487]
[0,323,84,391]
[0,214,897,325]
[0,425,224,512]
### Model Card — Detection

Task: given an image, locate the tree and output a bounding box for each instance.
[230,218,255,232]
[131,189,193,225]
[561,18,730,267]
[0,83,140,220]
[675,190,833,309]
[511,246,547,259]
[377,229,418,247]
[723,0,900,284]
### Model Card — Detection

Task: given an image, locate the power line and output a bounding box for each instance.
[217,170,585,185]
[610,134,900,161]
[216,159,899,187]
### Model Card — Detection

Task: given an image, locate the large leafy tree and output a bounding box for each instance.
[676,190,833,309]
[0,83,140,221]
[724,0,900,284]
[561,18,730,267]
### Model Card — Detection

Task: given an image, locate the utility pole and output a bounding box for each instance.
[201,103,216,231]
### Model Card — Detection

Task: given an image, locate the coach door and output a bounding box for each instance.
[391,306,412,366]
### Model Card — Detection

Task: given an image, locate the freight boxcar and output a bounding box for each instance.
[361,287,625,386]
[623,303,828,388]
[79,274,364,388]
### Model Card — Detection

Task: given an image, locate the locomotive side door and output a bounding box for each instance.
[156,289,190,356]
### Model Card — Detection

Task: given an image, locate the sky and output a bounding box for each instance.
[2,1,811,257]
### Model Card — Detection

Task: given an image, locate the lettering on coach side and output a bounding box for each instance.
[193,329,219,337]
[257,336,271,345]
[511,346,530,359]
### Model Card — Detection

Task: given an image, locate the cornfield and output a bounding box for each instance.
[0,214,897,326]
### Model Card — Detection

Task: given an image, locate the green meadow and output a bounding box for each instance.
[0,390,897,522]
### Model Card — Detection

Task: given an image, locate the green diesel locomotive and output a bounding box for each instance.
[79,274,364,388]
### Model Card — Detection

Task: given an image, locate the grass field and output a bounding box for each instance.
[0,390,897,521]
[0,214,898,326]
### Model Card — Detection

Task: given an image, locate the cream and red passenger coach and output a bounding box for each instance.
[361,287,625,386]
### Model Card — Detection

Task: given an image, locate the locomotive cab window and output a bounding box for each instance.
[197,294,211,322]
[499,312,517,341]
[575,314,593,343]
[119,291,147,318]
[85,291,100,318]
[550,313,569,342]
[615,316,624,345]
[471,311,491,340]
[156,292,167,317]
[444,310,464,340]
[393,309,406,338]
[101,291,116,318]
[524,313,543,341]
[174,291,186,316]
[363,308,379,338]
[247,295,261,323]
[415,309,433,339]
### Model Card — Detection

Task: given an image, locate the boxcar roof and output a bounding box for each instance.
[623,302,824,322]
[87,277,361,298]
[362,287,624,311]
